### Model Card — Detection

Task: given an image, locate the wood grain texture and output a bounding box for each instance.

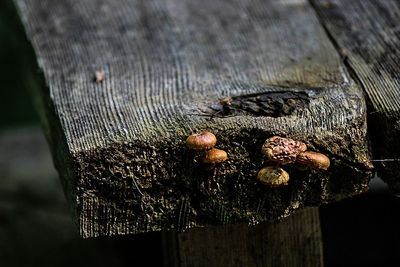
[172,207,323,267]
[311,0,400,193]
[14,0,373,237]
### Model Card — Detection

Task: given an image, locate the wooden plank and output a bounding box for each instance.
[311,0,400,193]
[171,207,323,267]
[12,0,373,238]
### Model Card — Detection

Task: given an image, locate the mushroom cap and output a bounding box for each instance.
[202,148,228,164]
[261,136,307,165]
[220,97,233,105]
[257,166,289,187]
[296,151,330,170]
[186,131,217,151]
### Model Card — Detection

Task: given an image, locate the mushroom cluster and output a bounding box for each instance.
[257,136,330,187]
[186,131,227,170]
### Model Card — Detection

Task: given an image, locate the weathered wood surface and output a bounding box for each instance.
[170,207,323,267]
[311,0,400,193]
[14,0,373,237]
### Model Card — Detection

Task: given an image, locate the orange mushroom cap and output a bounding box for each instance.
[186,131,217,151]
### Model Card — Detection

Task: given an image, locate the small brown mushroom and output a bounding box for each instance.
[220,97,232,105]
[261,136,307,165]
[94,71,105,82]
[186,131,217,151]
[296,151,330,170]
[340,48,348,61]
[323,1,333,8]
[257,166,289,187]
[202,148,228,164]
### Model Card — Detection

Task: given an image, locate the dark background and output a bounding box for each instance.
[1,7,400,267]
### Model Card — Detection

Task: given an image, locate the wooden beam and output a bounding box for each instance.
[167,207,323,267]
[311,0,400,193]
[13,0,373,238]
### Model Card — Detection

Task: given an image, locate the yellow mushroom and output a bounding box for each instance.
[257,166,290,187]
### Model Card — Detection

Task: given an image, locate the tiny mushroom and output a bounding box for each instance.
[296,151,330,170]
[186,131,217,151]
[257,166,290,187]
[261,136,307,165]
[220,97,233,106]
[202,148,228,164]
[94,71,105,82]
[323,1,333,8]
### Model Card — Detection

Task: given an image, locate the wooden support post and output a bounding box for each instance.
[165,207,323,267]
